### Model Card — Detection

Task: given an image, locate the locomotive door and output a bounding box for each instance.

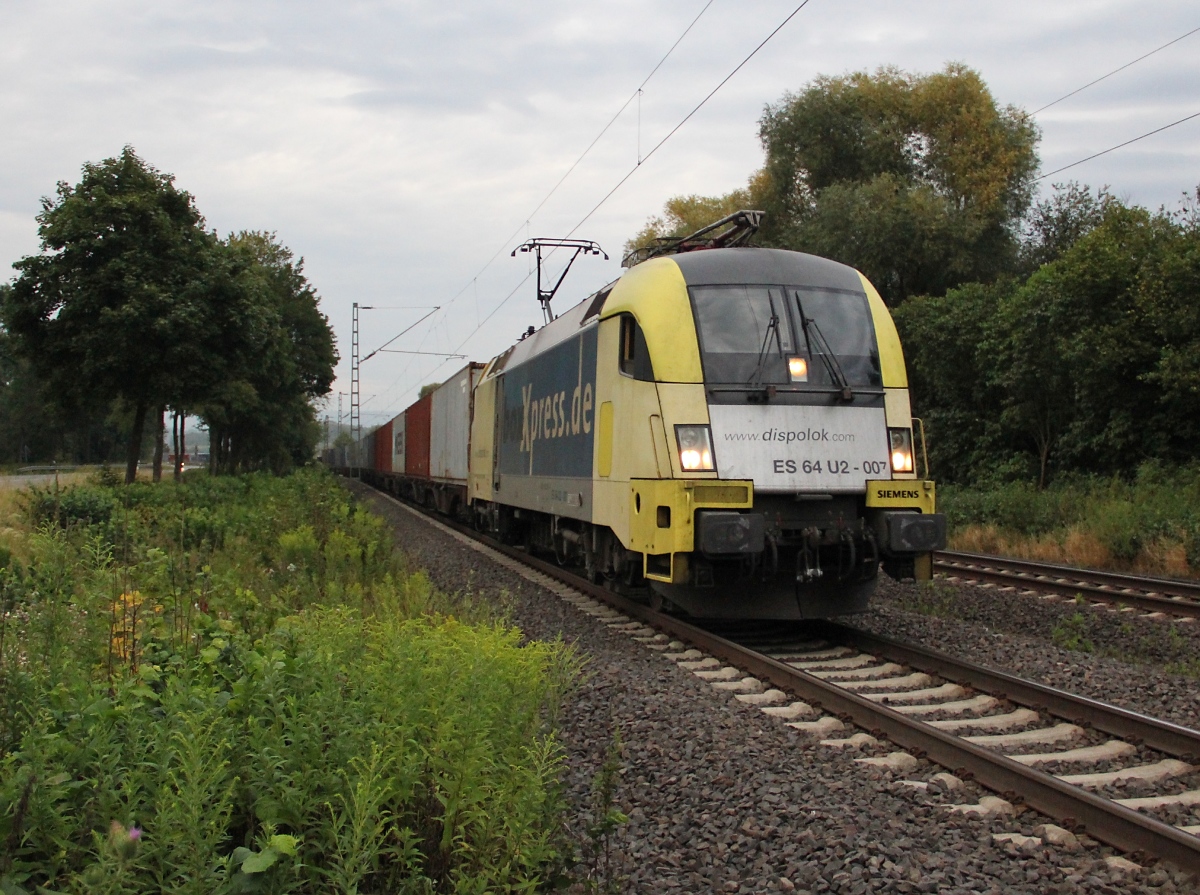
[492,373,504,492]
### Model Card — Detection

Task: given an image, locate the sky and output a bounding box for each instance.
[3,1,1198,431]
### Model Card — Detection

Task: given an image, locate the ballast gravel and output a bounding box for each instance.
[344,481,1194,894]
[865,577,1200,733]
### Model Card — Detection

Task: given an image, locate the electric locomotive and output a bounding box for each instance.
[463,211,946,619]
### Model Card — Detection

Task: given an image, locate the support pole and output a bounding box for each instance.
[351,302,361,475]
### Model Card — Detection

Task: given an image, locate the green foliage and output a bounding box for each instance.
[628,64,1039,304]
[941,463,1200,572]
[761,63,1038,304]
[622,171,771,260]
[0,470,576,892]
[1,147,231,481]
[1050,612,1095,653]
[905,580,960,618]
[200,232,338,475]
[579,731,628,894]
[899,192,1200,486]
[892,279,1015,484]
[21,484,118,528]
[1017,182,1117,274]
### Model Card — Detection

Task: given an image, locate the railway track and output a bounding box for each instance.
[935,551,1200,619]
[362,485,1200,876]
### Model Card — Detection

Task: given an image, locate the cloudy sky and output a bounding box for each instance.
[3,1,1197,428]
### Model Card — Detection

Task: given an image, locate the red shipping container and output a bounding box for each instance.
[374,420,393,473]
[406,394,432,479]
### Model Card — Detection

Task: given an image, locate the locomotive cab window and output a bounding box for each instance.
[690,284,881,390]
[793,289,882,388]
[618,314,655,381]
[689,285,795,385]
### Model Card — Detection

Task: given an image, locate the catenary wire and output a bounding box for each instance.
[362,7,1186,423]
[375,0,819,416]
[1032,25,1200,115]
[1036,109,1200,181]
[362,1,718,407]
[354,13,1192,424]
[373,0,815,418]
[524,0,717,226]
[566,0,813,238]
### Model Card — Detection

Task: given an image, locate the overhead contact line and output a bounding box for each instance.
[1035,107,1200,181]
[1032,25,1200,115]
[370,2,719,414]
[387,0,818,412]
[566,0,814,238]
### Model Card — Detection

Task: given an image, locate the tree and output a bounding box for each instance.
[758,64,1040,303]
[1136,194,1200,454]
[623,171,771,259]
[629,65,1040,305]
[198,232,337,474]
[892,280,1015,484]
[898,196,1200,486]
[2,147,227,482]
[1002,204,1173,477]
[1018,181,1117,274]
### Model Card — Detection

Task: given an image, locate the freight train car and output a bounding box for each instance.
[348,214,945,619]
[355,363,485,515]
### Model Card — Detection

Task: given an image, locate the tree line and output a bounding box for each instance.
[629,63,1200,488]
[0,147,337,482]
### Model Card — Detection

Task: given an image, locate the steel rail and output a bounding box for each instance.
[935,551,1200,617]
[357,483,1200,874]
[506,551,1200,872]
[818,622,1200,760]
[939,550,1200,599]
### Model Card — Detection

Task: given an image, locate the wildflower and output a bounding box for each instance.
[108,820,141,860]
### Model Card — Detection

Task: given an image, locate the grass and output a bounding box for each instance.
[941,462,1200,578]
[0,469,578,893]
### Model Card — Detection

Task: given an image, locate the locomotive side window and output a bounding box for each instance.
[618,314,655,381]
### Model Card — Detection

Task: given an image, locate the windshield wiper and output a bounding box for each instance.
[747,293,784,397]
[800,314,854,402]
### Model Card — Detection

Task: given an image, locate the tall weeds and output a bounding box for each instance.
[0,470,576,893]
[942,462,1200,576]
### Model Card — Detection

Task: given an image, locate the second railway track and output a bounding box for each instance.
[934,551,1200,619]
[366,486,1200,877]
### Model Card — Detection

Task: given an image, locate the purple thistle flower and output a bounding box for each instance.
[128,827,142,841]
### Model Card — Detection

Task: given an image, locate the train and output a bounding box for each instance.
[332,212,946,619]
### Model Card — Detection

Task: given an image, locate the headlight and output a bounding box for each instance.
[787,356,808,382]
[676,425,715,471]
[888,427,914,473]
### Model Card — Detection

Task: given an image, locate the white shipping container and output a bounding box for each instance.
[430,363,483,483]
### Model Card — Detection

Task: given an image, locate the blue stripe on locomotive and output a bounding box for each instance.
[498,326,598,478]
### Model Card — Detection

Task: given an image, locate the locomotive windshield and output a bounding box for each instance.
[690,285,881,388]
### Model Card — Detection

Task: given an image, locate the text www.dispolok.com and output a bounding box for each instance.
[723,428,856,444]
